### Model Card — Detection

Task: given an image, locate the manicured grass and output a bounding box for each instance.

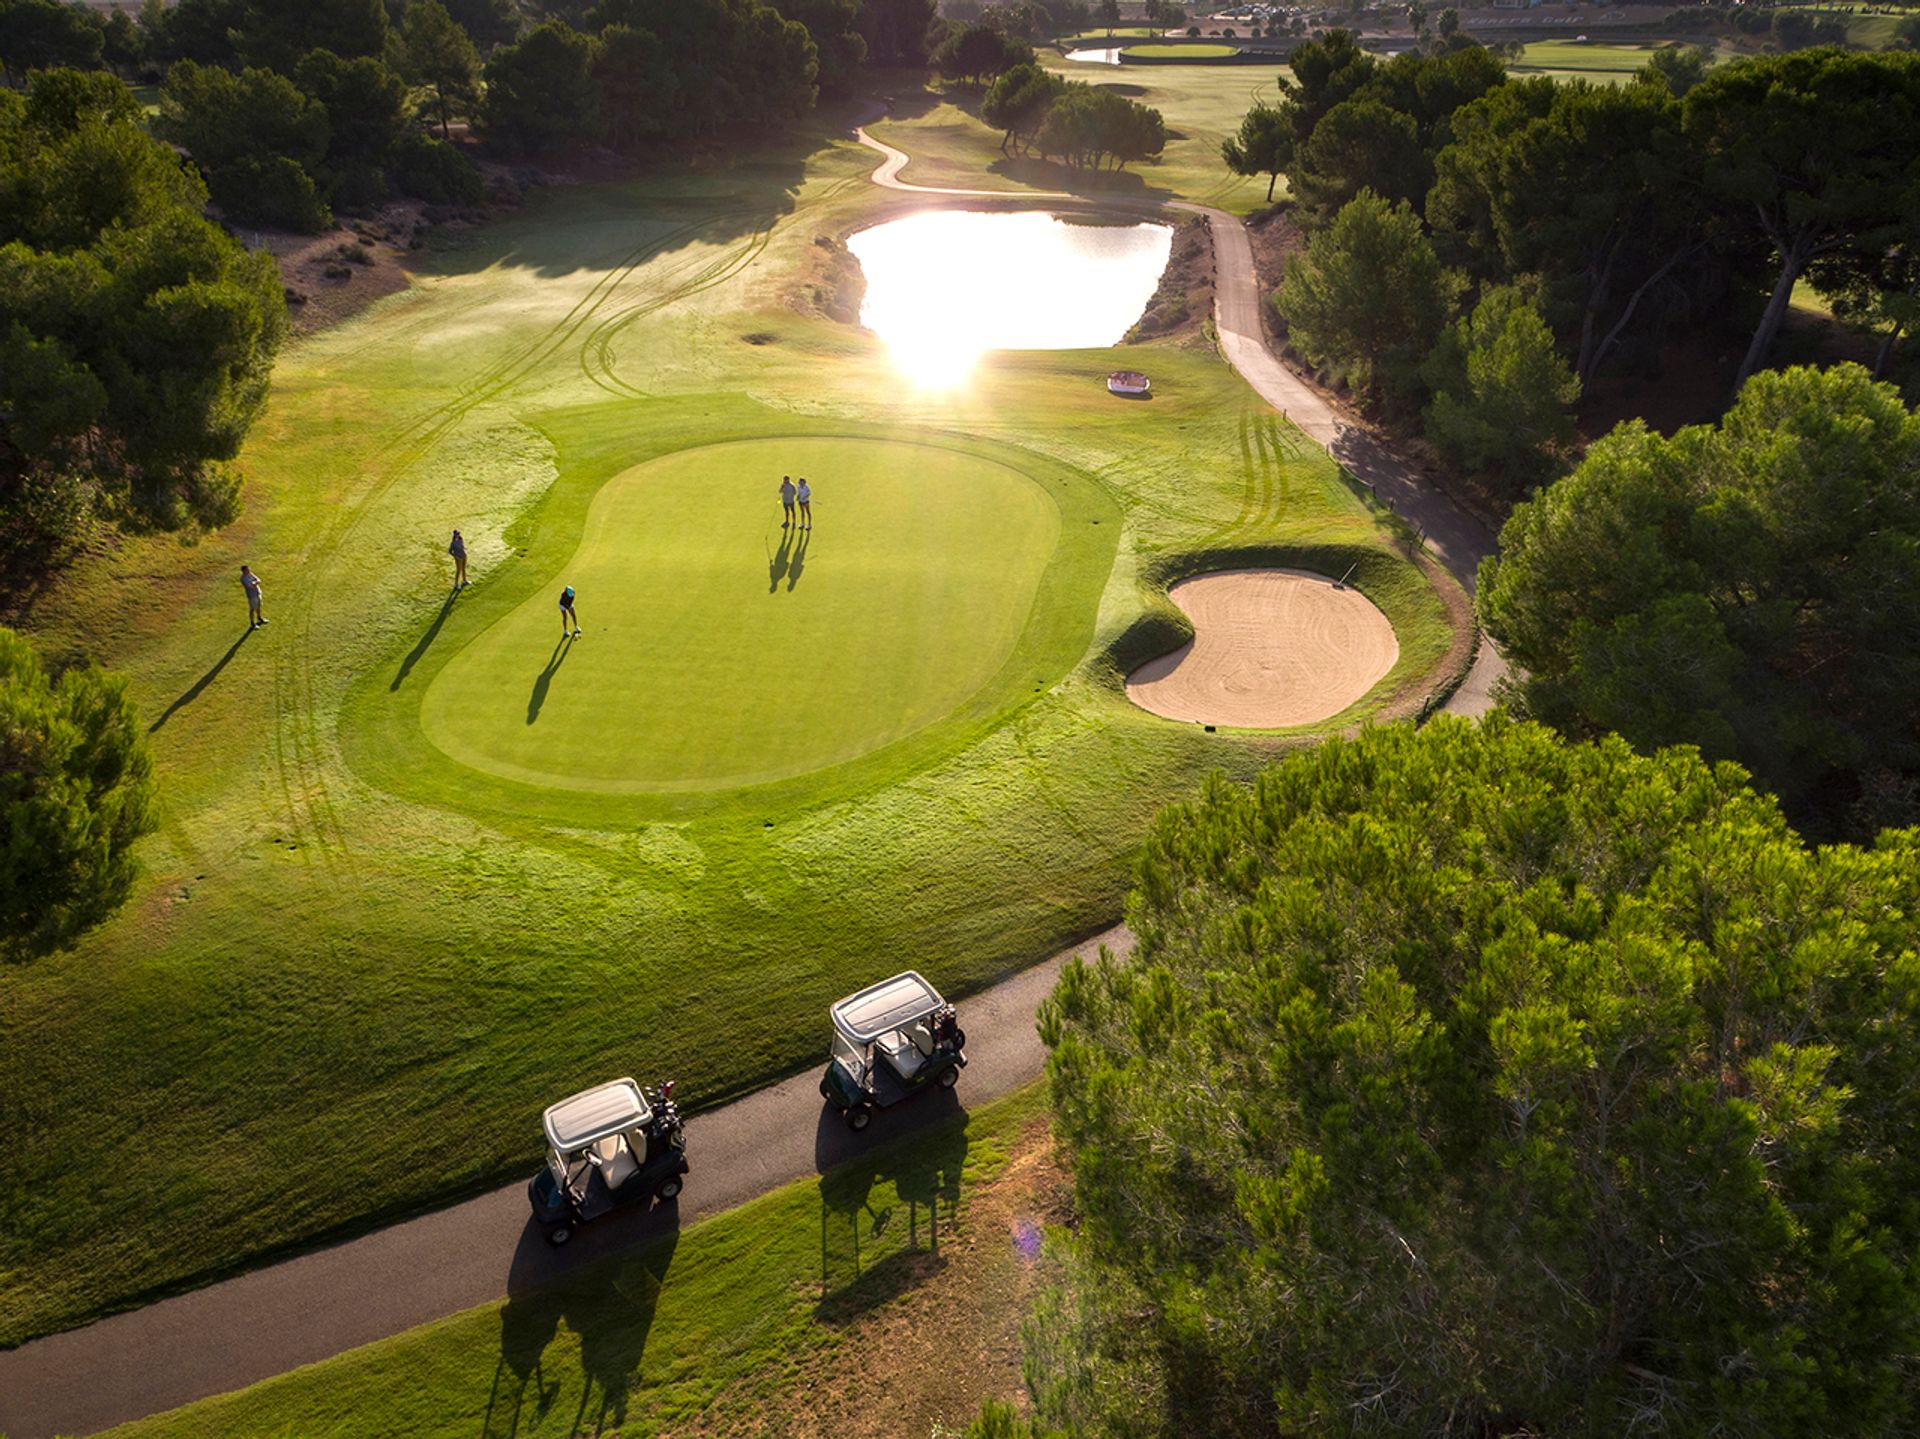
[418,433,1099,794]
[1121,42,1241,59]
[0,106,1458,1344]
[1058,27,1163,42]
[869,68,1292,208]
[1508,40,1695,83]
[105,1086,1051,1439]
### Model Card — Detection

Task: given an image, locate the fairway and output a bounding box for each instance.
[421,437,1064,790]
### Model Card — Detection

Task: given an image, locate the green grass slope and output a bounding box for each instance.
[105,1087,1048,1439]
[0,107,1457,1345]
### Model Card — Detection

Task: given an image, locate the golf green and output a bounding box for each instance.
[420,436,1065,790]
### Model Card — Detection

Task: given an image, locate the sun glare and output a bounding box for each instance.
[847,210,1171,390]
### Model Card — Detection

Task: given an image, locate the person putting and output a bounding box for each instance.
[559,583,581,638]
[449,529,468,589]
[240,564,267,629]
[778,474,797,528]
[797,477,813,530]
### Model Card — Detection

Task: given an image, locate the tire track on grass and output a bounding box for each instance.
[269,208,759,864]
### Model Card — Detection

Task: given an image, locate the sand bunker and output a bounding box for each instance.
[1126,568,1399,728]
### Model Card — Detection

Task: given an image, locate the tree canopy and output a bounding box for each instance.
[1274,189,1460,410]
[1220,102,1289,203]
[0,625,157,960]
[1480,363,1920,835]
[1683,48,1920,390]
[0,0,104,83]
[1,70,285,569]
[1422,283,1578,496]
[1028,715,1920,1436]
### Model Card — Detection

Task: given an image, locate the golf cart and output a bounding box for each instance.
[819,971,966,1131]
[527,1076,687,1246]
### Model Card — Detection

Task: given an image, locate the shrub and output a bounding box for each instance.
[389,129,483,204]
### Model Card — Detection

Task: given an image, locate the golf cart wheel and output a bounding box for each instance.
[938,1064,960,1089]
[949,1027,967,1051]
[547,1224,573,1247]
[655,1175,684,1202]
[846,1105,873,1132]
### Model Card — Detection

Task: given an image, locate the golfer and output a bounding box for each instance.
[240,564,267,629]
[449,529,468,589]
[779,475,797,527]
[559,583,581,638]
[797,477,813,529]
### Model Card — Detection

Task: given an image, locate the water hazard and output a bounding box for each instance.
[847,209,1172,387]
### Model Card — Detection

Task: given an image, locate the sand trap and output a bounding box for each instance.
[1126,568,1399,728]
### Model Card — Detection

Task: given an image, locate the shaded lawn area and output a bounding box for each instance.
[106,1087,1057,1439]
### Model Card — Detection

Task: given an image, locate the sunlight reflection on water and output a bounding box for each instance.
[847,210,1173,388]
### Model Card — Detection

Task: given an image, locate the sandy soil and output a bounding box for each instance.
[702,1116,1072,1439]
[1127,211,1215,342]
[1126,568,1400,728]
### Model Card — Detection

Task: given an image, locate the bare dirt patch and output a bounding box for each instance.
[261,203,432,335]
[1127,212,1214,342]
[1127,567,1400,728]
[1244,203,1305,347]
[704,1118,1071,1439]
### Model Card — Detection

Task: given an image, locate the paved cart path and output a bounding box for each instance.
[0,113,1511,1439]
[0,927,1123,1439]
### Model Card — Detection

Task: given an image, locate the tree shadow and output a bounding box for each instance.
[986,153,1171,202]
[486,1201,684,1438]
[147,627,251,733]
[786,527,810,591]
[526,636,571,725]
[416,117,823,285]
[814,1088,969,1324]
[390,589,459,691]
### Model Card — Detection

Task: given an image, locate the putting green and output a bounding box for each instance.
[420,436,1065,791]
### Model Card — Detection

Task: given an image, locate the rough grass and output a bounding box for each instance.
[0,104,1459,1346]
[102,1086,1054,1439]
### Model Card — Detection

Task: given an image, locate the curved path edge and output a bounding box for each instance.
[0,107,1510,1439]
[0,926,1127,1439]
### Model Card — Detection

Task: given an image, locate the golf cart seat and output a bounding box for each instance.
[591,1135,639,1189]
[877,1029,927,1079]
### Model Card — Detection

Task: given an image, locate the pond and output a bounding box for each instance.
[848,210,1173,387]
[1065,46,1122,63]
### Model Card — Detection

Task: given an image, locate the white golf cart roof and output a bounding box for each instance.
[543,1077,652,1153]
[832,971,945,1044]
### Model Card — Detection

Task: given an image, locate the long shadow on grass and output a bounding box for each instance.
[488,1204,682,1438]
[526,636,572,724]
[814,1090,968,1323]
[418,119,820,285]
[787,527,810,591]
[769,527,794,591]
[390,589,458,691]
[148,627,252,733]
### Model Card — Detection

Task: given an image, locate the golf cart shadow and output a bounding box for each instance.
[813,1088,969,1323]
[485,1213,682,1438]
